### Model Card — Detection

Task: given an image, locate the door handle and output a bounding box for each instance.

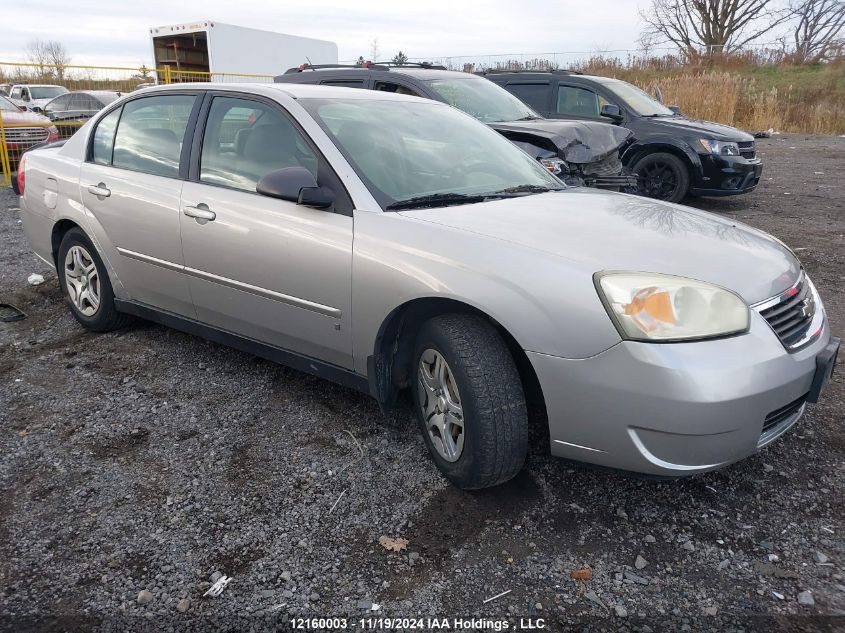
[87,183,110,198]
[183,204,216,222]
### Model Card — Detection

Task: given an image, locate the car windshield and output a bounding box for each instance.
[425,77,539,123]
[300,97,563,209]
[600,78,674,117]
[30,86,68,100]
[0,96,18,112]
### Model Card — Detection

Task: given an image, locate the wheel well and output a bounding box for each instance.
[371,297,546,419]
[51,219,80,267]
[626,144,695,173]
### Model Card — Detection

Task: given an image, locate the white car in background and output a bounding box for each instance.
[9,84,68,113]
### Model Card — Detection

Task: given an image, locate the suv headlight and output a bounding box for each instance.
[699,139,740,156]
[595,272,749,342]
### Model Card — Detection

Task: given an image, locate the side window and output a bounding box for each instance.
[91,108,122,165]
[506,83,549,112]
[200,96,318,192]
[21,88,30,101]
[11,87,21,99]
[557,86,601,118]
[112,95,195,178]
[373,81,423,97]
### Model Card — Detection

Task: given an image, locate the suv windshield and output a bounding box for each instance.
[30,86,68,100]
[425,77,538,123]
[0,96,18,112]
[600,78,674,117]
[300,98,563,209]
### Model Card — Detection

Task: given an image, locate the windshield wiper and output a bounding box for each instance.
[484,184,560,197]
[385,192,486,210]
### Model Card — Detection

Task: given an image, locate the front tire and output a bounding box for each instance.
[632,151,690,203]
[411,314,528,489]
[57,228,130,332]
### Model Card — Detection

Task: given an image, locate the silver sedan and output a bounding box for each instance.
[16,83,840,488]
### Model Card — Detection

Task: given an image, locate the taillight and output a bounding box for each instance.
[47,126,60,142]
[17,153,26,196]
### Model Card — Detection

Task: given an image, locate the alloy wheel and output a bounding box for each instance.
[417,348,465,462]
[64,245,101,317]
[637,159,680,200]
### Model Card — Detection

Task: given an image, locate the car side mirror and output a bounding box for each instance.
[256,166,334,209]
[17,105,27,112]
[600,104,624,121]
[31,106,43,114]
[668,105,682,115]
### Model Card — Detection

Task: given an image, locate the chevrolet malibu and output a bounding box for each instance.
[15,84,839,489]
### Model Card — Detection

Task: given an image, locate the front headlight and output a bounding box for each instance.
[595,272,749,342]
[699,139,740,156]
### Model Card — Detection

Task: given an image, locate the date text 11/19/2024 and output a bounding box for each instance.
[292,617,547,630]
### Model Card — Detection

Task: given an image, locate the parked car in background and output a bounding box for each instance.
[43,91,123,138]
[0,95,59,170]
[483,70,762,203]
[9,84,69,113]
[277,64,636,190]
[15,84,838,489]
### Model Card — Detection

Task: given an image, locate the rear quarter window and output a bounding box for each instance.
[92,108,122,165]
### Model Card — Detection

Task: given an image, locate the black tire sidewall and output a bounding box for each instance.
[57,228,120,331]
[634,152,690,203]
[412,326,482,485]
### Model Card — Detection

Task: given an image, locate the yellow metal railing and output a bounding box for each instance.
[0,61,274,186]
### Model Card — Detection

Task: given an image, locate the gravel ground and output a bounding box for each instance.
[0,134,843,632]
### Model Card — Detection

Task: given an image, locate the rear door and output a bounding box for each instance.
[179,93,355,368]
[78,92,200,317]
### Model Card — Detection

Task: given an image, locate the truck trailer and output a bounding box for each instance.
[149,20,338,81]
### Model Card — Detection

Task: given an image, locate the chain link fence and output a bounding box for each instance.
[0,62,274,187]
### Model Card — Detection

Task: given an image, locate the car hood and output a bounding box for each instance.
[641,115,754,142]
[0,110,52,125]
[490,119,633,164]
[399,189,799,304]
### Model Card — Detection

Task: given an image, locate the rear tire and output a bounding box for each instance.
[411,314,528,489]
[57,228,131,332]
[632,151,690,203]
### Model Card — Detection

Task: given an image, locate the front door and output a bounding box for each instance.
[78,93,198,317]
[179,95,354,368]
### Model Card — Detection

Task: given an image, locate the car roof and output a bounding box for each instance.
[15,84,66,88]
[282,67,481,82]
[484,71,617,84]
[139,82,445,104]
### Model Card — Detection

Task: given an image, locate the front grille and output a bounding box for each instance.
[2,126,49,144]
[754,273,817,351]
[738,140,756,159]
[762,394,807,436]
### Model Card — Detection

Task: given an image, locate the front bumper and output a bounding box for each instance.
[690,154,762,197]
[528,312,835,477]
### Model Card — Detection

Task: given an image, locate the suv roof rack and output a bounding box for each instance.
[284,61,447,74]
[478,69,583,76]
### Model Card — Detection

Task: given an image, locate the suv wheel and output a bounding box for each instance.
[411,314,528,489]
[57,228,131,332]
[633,152,689,203]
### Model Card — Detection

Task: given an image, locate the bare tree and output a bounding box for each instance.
[639,0,791,57]
[790,0,845,62]
[25,39,70,79]
[369,37,380,62]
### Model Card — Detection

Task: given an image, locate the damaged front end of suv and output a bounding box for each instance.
[493,120,637,190]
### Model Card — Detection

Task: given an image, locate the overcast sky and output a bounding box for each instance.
[1,0,650,68]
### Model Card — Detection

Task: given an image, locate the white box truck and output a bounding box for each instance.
[149,20,338,81]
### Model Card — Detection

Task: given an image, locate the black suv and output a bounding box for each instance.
[275,63,637,190]
[484,70,762,203]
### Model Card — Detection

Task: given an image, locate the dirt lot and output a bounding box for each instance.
[0,134,843,632]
